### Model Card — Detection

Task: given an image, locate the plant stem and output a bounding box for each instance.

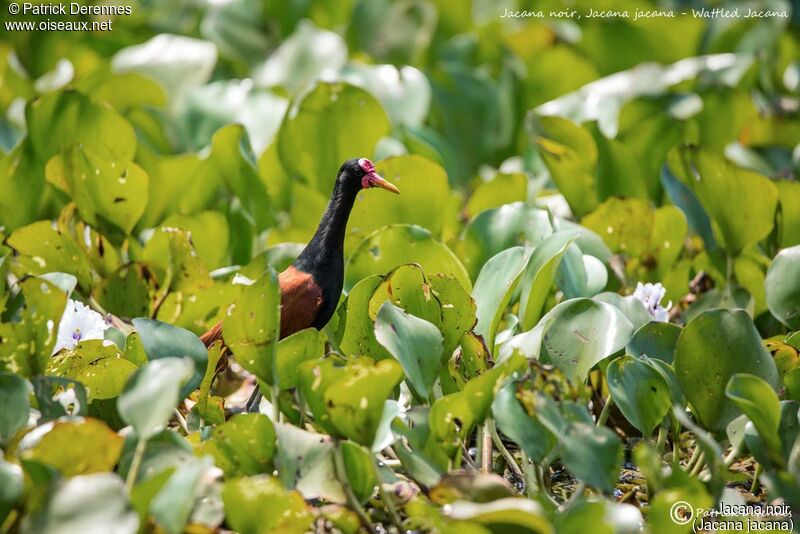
[461,444,477,470]
[125,438,147,493]
[596,393,614,427]
[271,383,280,423]
[561,481,586,510]
[481,421,493,474]
[723,443,742,467]
[521,454,535,498]
[724,254,735,301]
[534,463,560,507]
[684,445,701,472]
[173,409,189,435]
[488,420,525,481]
[333,440,376,534]
[689,451,706,477]
[750,463,761,494]
[655,425,667,451]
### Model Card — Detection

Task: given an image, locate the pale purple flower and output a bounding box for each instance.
[633,282,672,322]
[51,299,108,355]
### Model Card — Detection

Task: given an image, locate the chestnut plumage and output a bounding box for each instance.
[200,158,399,351]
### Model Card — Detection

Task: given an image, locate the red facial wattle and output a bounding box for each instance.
[358,158,400,194]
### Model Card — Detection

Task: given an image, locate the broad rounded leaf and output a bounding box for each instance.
[674,309,779,431]
[606,356,671,436]
[345,224,470,291]
[725,373,782,463]
[118,358,193,440]
[766,245,800,329]
[222,475,313,534]
[0,373,31,443]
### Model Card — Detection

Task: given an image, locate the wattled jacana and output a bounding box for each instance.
[200,158,399,409]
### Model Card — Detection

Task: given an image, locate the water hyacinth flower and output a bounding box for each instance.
[51,299,108,355]
[633,282,672,322]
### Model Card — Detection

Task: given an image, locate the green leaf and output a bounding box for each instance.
[531,115,598,217]
[93,263,156,319]
[276,328,324,390]
[346,155,451,254]
[581,197,654,258]
[766,244,800,329]
[222,475,312,534]
[518,230,579,331]
[45,145,148,234]
[334,274,385,359]
[17,418,123,476]
[627,321,681,364]
[444,497,552,533]
[324,359,404,446]
[0,278,68,377]
[150,456,212,534]
[21,473,139,534]
[222,268,281,384]
[26,90,137,164]
[491,379,556,463]
[674,309,779,431]
[345,224,470,292]
[464,173,527,219]
[273,423,344,503]
[210,414,276,476]
[118,357,193,440]
[472,246,529,350]
[375,301,444,402]
[725,373,782,464]
[560,422,623,492]
[606,355,671,436]
[32,376,88,420]
[277,82,390,195]
[132,318,208,397]
[668,147,779,255]
[6,221,93,291]
[508,298,633,384]
[0,373,31,443]
[341,441,378,504]
[47,340,137,401]
[458,203,552,280]
[0,458,23,514]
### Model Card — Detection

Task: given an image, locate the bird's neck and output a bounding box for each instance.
[295,180,358,268]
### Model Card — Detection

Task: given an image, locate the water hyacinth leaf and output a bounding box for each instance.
[581,197,654,258]
[6,221,93,291]
[221,475,313,534]
[674,309,779,431]
[118,357,194,440]
[660,164,717,250]
[0,278,68,378]
[458,202,552,281]
[275,328,324,390]
[375,301,444,402]
[537,298,634,384]
[32,376,88,420]
[21,473,139,534]
[0,373,31,443]
[278,82,390,195]
[324,359,404,446]
[725,374,782,464]
[132,318,208,396]
[346,155,451,254]
[17,418,123,476]
[26,90,138,165]
[150,456,212,534]
[606,355,671,436]
[491,380,556,463]
[273,423,343,503]
[560,422,624,492]
[368,264,441,327]
[428,274,476,358]
[341,441,378,504]
[345,224,470,291]
[530,115,598,218]
[210,414,276,476]
[594,292,651,332]
[472,246,530,350]
[556,244,608,299]
[444,498,553,534]
[92,263,156,319]
[766,244,800,329]
[667,147,778,255]
[627,321,682,364]
[47,340,137,401]
[45,145,149,234]
[464,172,527,219]
[0,458,23,516]
[222,268,281,384]
[334,275,385,359]
[517,230,579,331]
[775,179,800,247]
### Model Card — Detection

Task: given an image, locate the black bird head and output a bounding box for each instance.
[337,158,400,194]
